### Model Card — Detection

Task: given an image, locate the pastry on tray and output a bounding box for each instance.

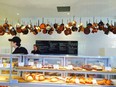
[49,77,59,82]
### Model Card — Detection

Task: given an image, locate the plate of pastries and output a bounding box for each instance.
[65,74,113,85]
[22,72,45,82]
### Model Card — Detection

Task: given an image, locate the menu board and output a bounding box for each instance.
[36,40,78,55]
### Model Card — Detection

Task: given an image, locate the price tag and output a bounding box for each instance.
[53,64,59,69]
[18,62,24,66]
[105,67,112,71]
[0,64,3,68]
[92,79,97,84]
[75,78,79,84]
[37,64,42,68]
[99,62,104,66]
[67,65,73,70]
[57,61,61,64]
[6,64,10,68]
[28,62,34,66]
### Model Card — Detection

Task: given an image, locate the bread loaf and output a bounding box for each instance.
[50,77,58,82]
[35,74,45,81]
[25,75,33,81]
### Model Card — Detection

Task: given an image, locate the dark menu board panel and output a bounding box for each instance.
[36,40,78,55]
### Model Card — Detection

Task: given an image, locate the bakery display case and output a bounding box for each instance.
[12,55,116,87]
[0,54,22,86]
[0,54,116,87]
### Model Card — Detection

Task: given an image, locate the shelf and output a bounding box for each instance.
[15,68,116,75]
[15,68,66,73]
[10,82,116,87]
[10,77,116,87]
[0,68,10,70]
[0,82,10,86]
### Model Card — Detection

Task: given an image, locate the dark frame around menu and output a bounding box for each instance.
[36,40,78,55]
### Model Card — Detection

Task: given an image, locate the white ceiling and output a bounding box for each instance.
[0,0,116,21]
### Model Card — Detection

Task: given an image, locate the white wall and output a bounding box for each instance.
[19,17,116,56]
[0,17,116,56]
[0,34,12,54]
[0,17,116,67]
[19,30,116,56]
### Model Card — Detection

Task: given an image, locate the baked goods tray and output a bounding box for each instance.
[12,78,116,87]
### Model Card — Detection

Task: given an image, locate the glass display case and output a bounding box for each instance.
[0,54,22,86]
[0,54,116,87]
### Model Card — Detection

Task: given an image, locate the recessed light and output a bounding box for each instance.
[17,13,19,16]
[67,13,70,15]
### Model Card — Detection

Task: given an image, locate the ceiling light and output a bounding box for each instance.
[67,13,70,15]
[17,13,19,16]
